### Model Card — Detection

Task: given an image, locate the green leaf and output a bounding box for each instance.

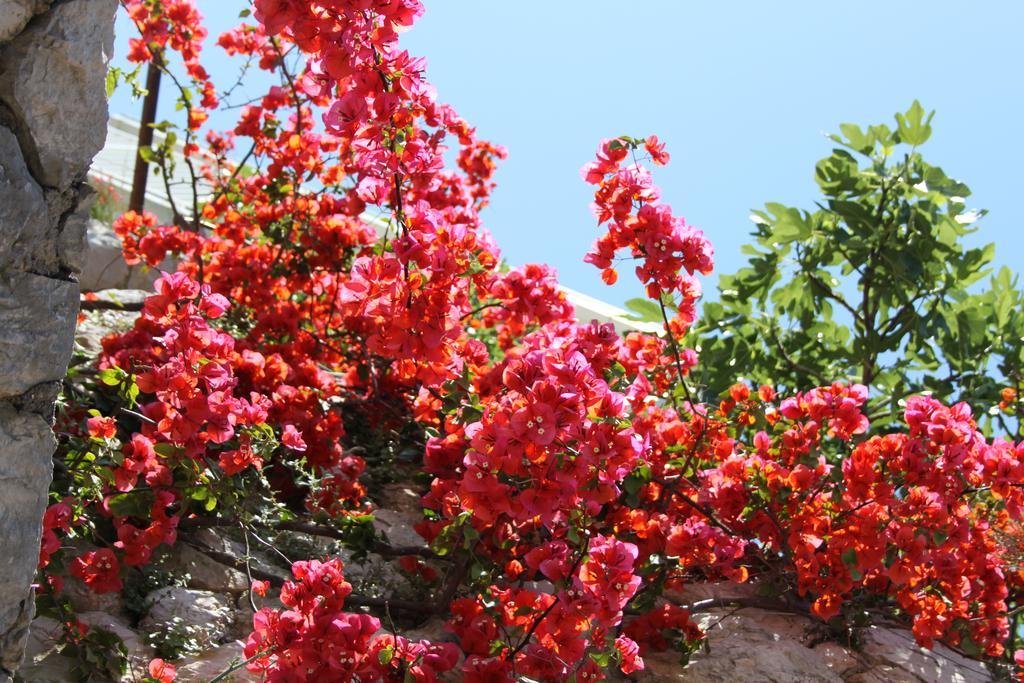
[895,100,934,146]
[105,69,118,99]
[98,367,125,386]
[153,443,179,457]
[837,123,873,155]
[623,298,663,323]
[106,492,151,518]
[765,203,811,243]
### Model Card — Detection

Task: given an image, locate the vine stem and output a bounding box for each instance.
[206,647,277,683]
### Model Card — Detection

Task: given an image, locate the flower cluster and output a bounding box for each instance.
[123,0,217,131]
[112,210,201,268]
[40,0,1024,680]
[676,388,1024,655]
[245,558,459,681]
[581,137,713,335]
[45,271,289,590]
[444,536,648,680]
[479,263,576,348]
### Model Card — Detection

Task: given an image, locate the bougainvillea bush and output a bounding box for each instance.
[38,0,1024,680]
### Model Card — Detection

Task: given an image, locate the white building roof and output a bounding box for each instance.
[89,114,213,225]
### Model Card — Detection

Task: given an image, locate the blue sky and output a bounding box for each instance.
[110,1,1024,306]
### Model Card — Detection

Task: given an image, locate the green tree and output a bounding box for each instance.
[688,102,1024,436]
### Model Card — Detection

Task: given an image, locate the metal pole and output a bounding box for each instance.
[128,61,162,213]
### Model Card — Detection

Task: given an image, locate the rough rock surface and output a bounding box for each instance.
[15,523,1002,682]
[17,612,154,683]
[854,625,992,683]
[0,0,46,44]
[163,543,250,595]
[0,129,47,273]
[139,588,235,650]
[0,0,116,188]
[0,273,78,398]
[0,405,54,678]
[634,606,991,683]
[173,641,247,682]
[58,575,126,618]
[0,0,116,678]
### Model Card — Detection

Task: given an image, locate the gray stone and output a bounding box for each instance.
[0,128,46,272]
[337,549,405,595]
[166,543,250,595]
[0,0,49,45]
[0,271,78,399]
[629,602,993,683]
[59,575,125,617]
[0,0,116,187]
[56,205,90,276]
[853,625,991,683]
[190,528,291,585]
[14,616,73,683]
[139,588,234,650]
[373,507,429,550]
[17,613,153,683]
[77,611,155,682]
[74,289,147,357]
[174,640,248,682]
[19,616,61,663]
[636,607,858,682]
[0,404,54,676]
[0,0,112,676]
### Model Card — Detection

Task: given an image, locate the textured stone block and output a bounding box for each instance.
[0,0,49,45]
[0,404,54,676]
[0,0,116,187]
[0,128,46,273]
[0,272,77,399]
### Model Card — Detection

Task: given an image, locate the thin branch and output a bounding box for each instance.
[805,271,863,324]
[80,299,144,312]
[770,328,826,384]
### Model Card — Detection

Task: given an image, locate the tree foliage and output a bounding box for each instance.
[691,103,1024,437]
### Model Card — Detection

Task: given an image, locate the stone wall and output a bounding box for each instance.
[0,0,116,679]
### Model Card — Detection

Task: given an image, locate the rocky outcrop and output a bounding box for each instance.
[0,0,116,188]
[139,587,236,651]
[0,0,47,44]
[637,607,992,683]
[0,0,116,679]
[18,612,154,683]
[12,517,1003,682]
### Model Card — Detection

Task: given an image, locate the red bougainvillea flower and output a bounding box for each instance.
[281,424,307,452]
[69,549,122,594]
[86,416,117,440]
[148,658,177,683]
